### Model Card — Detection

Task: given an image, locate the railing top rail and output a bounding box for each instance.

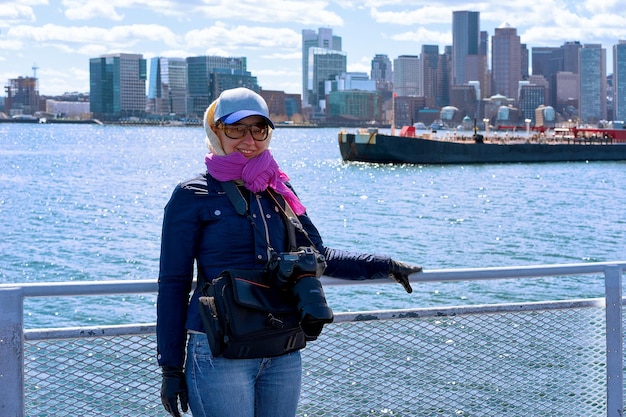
[323,261,626,285]
[1,261,625,297]
[23,297,607,341]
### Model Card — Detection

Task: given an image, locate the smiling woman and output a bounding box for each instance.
[155,87,420,417]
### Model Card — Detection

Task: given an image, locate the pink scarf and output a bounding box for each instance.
[205,150,306,215]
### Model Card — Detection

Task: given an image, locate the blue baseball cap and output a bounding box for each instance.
[213,87,274,128]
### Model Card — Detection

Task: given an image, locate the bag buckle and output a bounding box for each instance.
[267,313,285,329]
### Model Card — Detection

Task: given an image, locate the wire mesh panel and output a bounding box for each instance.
[301,307,606,417]
[25,335,164,416]
[24,305,606,417]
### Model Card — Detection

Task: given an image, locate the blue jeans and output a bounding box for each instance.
[185,333,302,417]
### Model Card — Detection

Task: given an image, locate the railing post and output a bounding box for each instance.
[605,265,623,417]
[0,287,24,417]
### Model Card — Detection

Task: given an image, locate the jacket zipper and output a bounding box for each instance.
[254,193,274,261]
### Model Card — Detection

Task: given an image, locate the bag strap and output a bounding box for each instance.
[221,180,248,215]
[219,179,314,252]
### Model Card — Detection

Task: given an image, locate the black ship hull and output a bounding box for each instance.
[338,132,626,164]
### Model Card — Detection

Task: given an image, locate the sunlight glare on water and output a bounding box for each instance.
[1,124,625,327]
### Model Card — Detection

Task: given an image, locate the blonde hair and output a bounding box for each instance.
[203,100,225,156]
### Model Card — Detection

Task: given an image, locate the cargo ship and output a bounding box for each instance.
[338,125,626,164]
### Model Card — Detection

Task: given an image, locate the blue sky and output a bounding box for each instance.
[1,0,625,96]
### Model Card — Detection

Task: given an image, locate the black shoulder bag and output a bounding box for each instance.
[198,182,333,359]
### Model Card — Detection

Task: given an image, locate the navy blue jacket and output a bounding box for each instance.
[156,173,393,367]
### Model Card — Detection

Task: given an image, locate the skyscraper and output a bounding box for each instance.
[532,42,582,110]
[185,56,256,116]
[491,23,522,100]
[307,47,347,115]
[393,55,420,97]
[302,28,342,108]
[147,57,187,115]
[613,40,626,122]
[89,53,147,120]
[452,11,480,86]
[579,44,606,124]
[421,45,439,102]
[371,54,393,84]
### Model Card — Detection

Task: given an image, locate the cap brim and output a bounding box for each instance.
[220,110,275,129]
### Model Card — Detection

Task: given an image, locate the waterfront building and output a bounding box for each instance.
[555,71,579,119]
[4,76,39,116]
[147,57,187,115]
[452,10,480,86]
[578,44,606,124]
[326,90,381,125]
[439,46,453,107]
[532,42,582,112]
[307,47,347,118]
[531,46,561,108]
[491,23,522,101]
[452,11,489,103]
[185,56,257,117]
[258,90,302,122]
[207,70,259,104]
[45,99,90,119]
[393,55,420,97]
[450,84,479,122]
[302,28,342,110]
[370,54,394,123]
[518,82,546,123]
[464,54,489,100]
[371,54,393,85]
[89,53,147,121]
[534,105,556,127]
[331,72,376,92]
[393,95,432,127]
[421,45,440,103]
[613,40,626,122]
[562,41,582,74]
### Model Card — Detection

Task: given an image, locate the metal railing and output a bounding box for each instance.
[1,261,625,417]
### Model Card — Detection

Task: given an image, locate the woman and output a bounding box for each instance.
[157,87,422,417]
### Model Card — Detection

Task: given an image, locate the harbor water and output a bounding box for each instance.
[1,124,625,329]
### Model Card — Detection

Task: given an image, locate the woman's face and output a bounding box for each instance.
[212,115,271,158]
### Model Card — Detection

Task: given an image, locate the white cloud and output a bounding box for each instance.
[370,5,451,25]
[184,22,300,51]
[6,24,180,48]
[191,0,344,26]
[63,1,124,21]
[0,3,37,25]
[347,55,371,74]
[0,39,24,50]
[389,27,450,46]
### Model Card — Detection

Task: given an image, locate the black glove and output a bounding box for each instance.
[390,260,422,294]
[161,366,189,417]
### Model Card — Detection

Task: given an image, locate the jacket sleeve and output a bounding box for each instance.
[156,185,199,368]
[296,211,392,280]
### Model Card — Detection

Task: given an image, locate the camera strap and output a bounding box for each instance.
[267,191,300,251]
[220,179,315,253]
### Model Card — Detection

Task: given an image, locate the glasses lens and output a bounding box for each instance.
[249,126,268,141]
[223,124,268,141]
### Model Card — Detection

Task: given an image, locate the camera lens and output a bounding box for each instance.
[292,276,334,339]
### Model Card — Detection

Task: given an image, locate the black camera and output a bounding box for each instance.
[270,247,334,339]
[272,246,326,287]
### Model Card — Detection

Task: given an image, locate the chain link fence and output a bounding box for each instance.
[24,299,608,417]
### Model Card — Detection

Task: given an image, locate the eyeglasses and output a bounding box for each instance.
[218,122,269,141]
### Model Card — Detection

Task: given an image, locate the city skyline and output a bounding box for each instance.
[2,0,626,96]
